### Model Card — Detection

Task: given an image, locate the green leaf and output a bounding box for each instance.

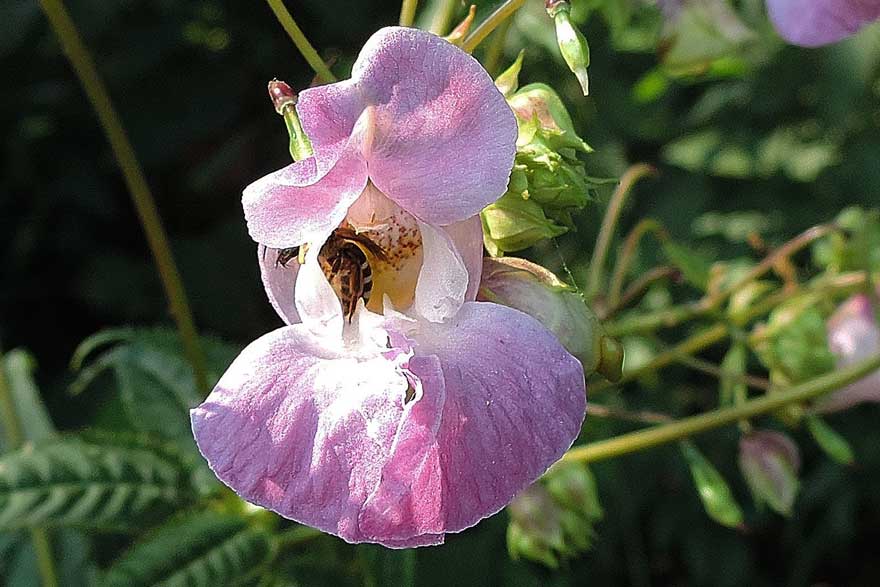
[662,241,712,290]
[1,350,56,449]
[806,416,855,466]
[0,438,191,531]
[101,512,273,587]
[681,441,744,528]
[70,327,239,444]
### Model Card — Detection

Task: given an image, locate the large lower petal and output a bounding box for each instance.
[358,302,586,541]
[767,0,880,47]
[352,27,517,225]
[191,326,410,543]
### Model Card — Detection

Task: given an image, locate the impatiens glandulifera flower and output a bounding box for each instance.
[766,0,880,47]
[479,257,623,382]
[738,429,801,516]
[481,82,596,256]
[817,293,880,413]
[191,27,587,548]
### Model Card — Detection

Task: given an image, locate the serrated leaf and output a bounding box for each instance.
[681,441,744,528]
[0,439,190,531]
[101,512,273,587]
[806,416,855,466]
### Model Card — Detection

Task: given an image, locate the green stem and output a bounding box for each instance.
[592,323,730,393]
[607,218,668,310]
[462,0,527,54]
[30,529,60,587]
[565,352,880,464]
[37,0,208,395]
[429,0,459,35]
[399,0,419,27]
[587,164,657,300]
[482,18,512,76]
[265,0,336,83]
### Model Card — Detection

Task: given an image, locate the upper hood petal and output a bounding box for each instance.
[767,0,880,47]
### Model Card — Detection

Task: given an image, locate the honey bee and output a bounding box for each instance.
[274,227,387,321]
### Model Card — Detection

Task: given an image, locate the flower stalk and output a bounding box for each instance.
[565,351,880,464]
[265,0,337,83]
[37,0,209,395]
[462,0,527,54]
[399,0,419,27]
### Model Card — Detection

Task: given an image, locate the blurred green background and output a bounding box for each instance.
[3,0,880,584]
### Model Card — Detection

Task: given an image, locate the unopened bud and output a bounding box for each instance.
[738,430,800,516]
[267,79,313,161]
[481,191,567,256]
[544,461,603,522]
[445,4,477,47]
[494,50,525,98]
[546,1,590,95]
[480,257,621,379]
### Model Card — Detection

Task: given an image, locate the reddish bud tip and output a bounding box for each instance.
[267,79,297,115]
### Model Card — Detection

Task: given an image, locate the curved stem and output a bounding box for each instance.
[462,0,527,54]
[587,164,657,299]
[37,0,208,395]
[265,0,336,83]
[607,218,668,309]
[399,0,419,27]
[566,352,880,464]
[429,0,459,35]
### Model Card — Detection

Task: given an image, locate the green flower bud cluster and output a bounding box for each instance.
[507,461,603,569]
[482,73,598,257]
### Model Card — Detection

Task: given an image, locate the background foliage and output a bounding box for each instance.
[3,0,880,584]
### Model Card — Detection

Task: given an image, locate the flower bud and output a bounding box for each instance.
[482,84,596,255]
[494,50,524,98]
[544,461,603,522]
[481,190,567,256]
[818,294,880,413]
[480,257,623,381]
[267,79,313,161]
[738,430,800,516]
[506,484,565,568]
[545,1,590,95]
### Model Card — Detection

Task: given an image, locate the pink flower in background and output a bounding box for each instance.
[818,294,880,413]
[767,0,880,47]
[191,27,586,548]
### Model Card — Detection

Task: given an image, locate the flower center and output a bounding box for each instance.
[333,182,423,315]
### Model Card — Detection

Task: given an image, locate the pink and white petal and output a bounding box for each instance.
[297,79,366,172]
[258,245,300,325]
[413,222,469,323]
[352,27,517,225]
[242,143,368,249]
[818,294,880,412]
[294,229,344,340]
[444,215,485,302]
[360,302,586,539]
[767,0,880,47]
[190,326,410,544]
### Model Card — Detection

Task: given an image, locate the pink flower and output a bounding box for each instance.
[191,27,586,548]
[818,294,880,413]
[767,0,880,47]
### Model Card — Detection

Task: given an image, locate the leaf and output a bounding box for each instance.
[0,350,55,450]
[680,441,744,528]
[0,438,191,531]
[70,327,240,444]
[719,343,747,408]
[806,416,855,466]
[662,241,712,290]
[101,511,273,587]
